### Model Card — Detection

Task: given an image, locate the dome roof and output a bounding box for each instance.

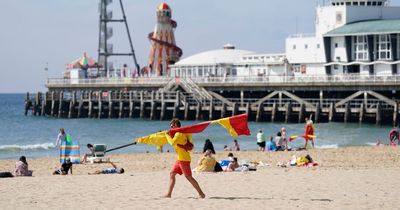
[175,47,254,66]
[157,3,170,11]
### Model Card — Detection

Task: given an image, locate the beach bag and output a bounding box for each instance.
[214,162,223,172]
[178,137,194,151]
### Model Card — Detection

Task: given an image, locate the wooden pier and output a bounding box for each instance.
[25,76,400,125]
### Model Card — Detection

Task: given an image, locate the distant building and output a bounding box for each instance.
[172,0,400,78]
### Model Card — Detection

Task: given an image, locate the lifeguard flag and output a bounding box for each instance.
[135,114,250,146]
[213,114,251,137]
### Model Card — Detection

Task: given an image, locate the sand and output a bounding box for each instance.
[0,146,400,210]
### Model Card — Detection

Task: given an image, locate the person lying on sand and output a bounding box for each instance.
[88,162,124,175]
[53,157,73,175]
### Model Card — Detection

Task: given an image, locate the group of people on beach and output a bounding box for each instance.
[256,117,315,152]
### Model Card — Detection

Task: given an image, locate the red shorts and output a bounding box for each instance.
[171,160,192,176]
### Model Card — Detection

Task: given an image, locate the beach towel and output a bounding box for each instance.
[60,141,80,164]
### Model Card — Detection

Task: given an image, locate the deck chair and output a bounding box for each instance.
[87,144,110,164]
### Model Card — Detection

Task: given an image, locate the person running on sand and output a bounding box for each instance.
[88,162,124,175]
[304,118,315,149]
[163,118,205,199]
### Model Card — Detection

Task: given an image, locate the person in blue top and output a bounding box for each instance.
[89,162,124,175]
[266,136,277,151]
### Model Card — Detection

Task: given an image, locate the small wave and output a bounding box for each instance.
[316,144,339,149]
[365,142,377,146]
[0,143,56,152]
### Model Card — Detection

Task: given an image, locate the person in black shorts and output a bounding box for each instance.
[53,157,73,175]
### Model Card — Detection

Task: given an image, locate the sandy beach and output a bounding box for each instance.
[1,146,400,210]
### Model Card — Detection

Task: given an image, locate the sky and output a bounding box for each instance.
[1,0,400,93]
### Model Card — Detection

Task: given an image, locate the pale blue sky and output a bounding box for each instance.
[0,0,399,93]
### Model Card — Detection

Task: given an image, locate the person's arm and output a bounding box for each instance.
[165,132,182,146]
[55,134,61,146]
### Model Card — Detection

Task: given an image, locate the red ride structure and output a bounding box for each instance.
[147,3,182,76]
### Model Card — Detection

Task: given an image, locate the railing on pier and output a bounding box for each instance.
[46,74,400,87]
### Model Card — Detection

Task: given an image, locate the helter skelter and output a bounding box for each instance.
[147,3,182,76]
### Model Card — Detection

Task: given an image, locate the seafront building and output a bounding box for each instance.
[171,0,400,78]
[29,0,400,125]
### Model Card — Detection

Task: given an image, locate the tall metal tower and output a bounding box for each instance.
[98,0,140,77]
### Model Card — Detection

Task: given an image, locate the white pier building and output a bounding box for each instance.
[172,0,400,78]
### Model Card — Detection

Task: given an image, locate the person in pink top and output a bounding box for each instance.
[15,156,33,176]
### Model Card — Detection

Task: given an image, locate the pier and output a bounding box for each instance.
[25,75,400,125]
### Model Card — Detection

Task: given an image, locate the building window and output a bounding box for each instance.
[353,36,369,61]
[305,44,308,49]
[335,43,338,48]
[317,44,320,49]
[353,2,359,6]
[360,2,365,5]
[375,34,391,60]
[293,45,296,50]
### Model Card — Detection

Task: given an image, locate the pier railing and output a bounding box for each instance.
[46,74,400,87]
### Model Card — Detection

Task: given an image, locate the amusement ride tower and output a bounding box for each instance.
[148,3,182,76]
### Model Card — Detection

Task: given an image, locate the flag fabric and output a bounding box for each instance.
[135,114,251,146]
[60,141,80,164]
[213,114,251,137]
[135,131,168,147]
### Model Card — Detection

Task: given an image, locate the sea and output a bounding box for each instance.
[0,94,393,159]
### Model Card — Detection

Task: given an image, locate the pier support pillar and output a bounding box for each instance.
[184,102,190,121]
[221,103,226,119]
[108,91,113,119]
[285,102,292,123]
[315,102,321,123]
[329,102,335,122]
[232,103,238,116]
[376,102,382,125]
[50,91,56,116]
[344,103,350,123]
[196,102,202,121]
[271,102,277,123]
[278,92,282,107]
[140,91,145,119]
[58,91,64,118]
[393,103,398,126]
[88,91,93,118]
[129,101,134,118]
[240,90,244,107]
[173,102,179,119]
[245,102,251,116]
[160,92,166,120]
[209,100,214,120]
[24,92,31,116]
[299,103,305,123]
[78,101,83,118]
[150,101,156,120]
[41,92,47,116]
[119,101,124,118]
[256,103,263,122]
[359,103,364,123]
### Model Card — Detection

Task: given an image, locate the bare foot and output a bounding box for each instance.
[198,193,206,199]
[163,194,171,198]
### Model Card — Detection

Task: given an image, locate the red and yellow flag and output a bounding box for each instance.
[135,114,251,146]
[212,114,251,137]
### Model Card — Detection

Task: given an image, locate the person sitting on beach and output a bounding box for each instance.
[88,162,124,175]
[266,136,277,151]
[202,139,216,154]
[81,144,94,163]
[53,157,73,175]
[194,149,217,172]
[225,157,240,172]
[232,139,240,151]
[256,129,266,151]
[15,156,33,176]
[389,127,399,145]
[223,145,231,151]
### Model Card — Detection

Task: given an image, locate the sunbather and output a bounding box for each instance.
[225,157,239,172]
[194,149,217,172]
[88,162,124,175]
[81,144,94,163]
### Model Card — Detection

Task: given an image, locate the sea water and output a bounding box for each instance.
[0,94,393,159]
